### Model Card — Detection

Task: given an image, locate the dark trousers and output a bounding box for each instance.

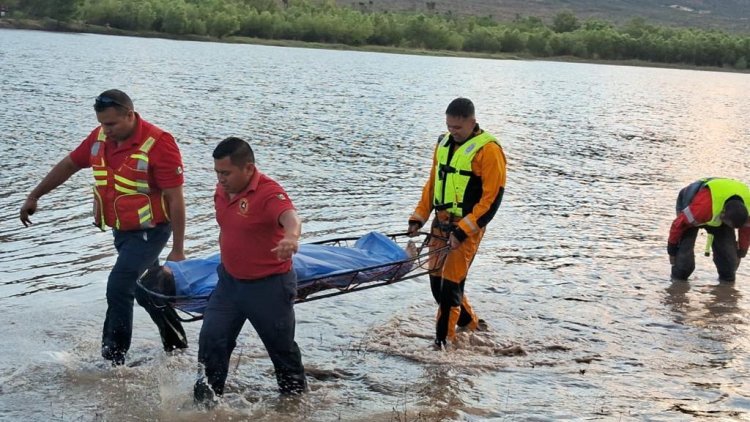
[101,223,186,362]
[430,275,473,342]
[671,225,739,282]
[198,265,306,395]
[135,283,189,352]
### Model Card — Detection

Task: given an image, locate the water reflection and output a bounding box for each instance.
[665,281,743,324]
[415,367,464,420]
[704,283,742,320]
[664,280,691,321]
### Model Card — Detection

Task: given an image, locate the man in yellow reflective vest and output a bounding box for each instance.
[669,177,750,282]
[407,97,507,350]
[19,89,188,366]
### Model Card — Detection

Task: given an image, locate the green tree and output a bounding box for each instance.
[240,0,277,12]
[463,26,503,52]
[19,0,80,20]
[160,1,189,34]
[512,15,544,31]
[582,18,611,31]
[500,29,524,52]
[239,9,280,38]
[622,17,652,39]
[403,14,461,50]
[367,13,403,46]
[526,29,551,56]
[207,11,239,37]
[134,0,157,30]
[552,11,580,33]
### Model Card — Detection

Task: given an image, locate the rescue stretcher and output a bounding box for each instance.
[137,231,448,322]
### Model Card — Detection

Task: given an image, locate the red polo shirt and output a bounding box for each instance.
[215,169,296,279]
[69,114,184,189]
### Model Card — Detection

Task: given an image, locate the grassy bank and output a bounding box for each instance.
[2,17,746,74]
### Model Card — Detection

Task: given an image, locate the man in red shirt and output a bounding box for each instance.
[194,137,306,404]
[669,178,750,282]
[19,89,188,365]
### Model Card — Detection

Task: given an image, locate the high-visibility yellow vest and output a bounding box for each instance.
[704,178,750,227]
[433,131,497,217]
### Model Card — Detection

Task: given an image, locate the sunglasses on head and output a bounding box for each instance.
[94,95,129,111]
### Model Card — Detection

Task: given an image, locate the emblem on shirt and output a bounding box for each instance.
[239,198,249,214]
[276,194,286,201]
[176,166,183,175]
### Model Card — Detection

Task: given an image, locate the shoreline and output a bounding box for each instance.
[2,17,747,74]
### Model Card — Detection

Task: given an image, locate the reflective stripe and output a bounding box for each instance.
[114,174,149,189]
[130,153,150,172]
[135,179,150,193]
[96,128,107,141]
[461,216,479,233]
[115,184,138,194]
[93,168,108,186]
[140,137,156,153]
[91,142,101,156]
[683,207,696,225]
[138,204,152,224]
[113,174,136,186]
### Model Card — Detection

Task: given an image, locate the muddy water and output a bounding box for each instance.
[1,28,750,421]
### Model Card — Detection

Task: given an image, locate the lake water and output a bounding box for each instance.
[1,28,750,421]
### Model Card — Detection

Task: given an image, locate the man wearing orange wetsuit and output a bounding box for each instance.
[408,97,507,350]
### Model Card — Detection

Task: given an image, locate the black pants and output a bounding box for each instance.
[134,282,188,352]
[671,225,739,282]
[430,275,473,342]
[101,223,187,363]
[198,265,306,395]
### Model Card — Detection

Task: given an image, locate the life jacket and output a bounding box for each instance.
[433,131,497,217]
[90,126,170,231]
[702,178,750,227]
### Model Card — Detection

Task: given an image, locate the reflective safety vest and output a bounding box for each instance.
[90,126,170,231]
[703,178,750,227]
[433,131,498,217]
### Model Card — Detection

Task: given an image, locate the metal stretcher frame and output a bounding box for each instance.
[136,231,448,322]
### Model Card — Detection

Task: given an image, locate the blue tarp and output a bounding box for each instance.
[164,232,409,311]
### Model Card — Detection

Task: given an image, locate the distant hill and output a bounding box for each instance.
[337,0,750,32]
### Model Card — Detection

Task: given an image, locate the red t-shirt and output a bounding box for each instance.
[215,169,296,280]
[69,114,184,190]
[669,187,750,254]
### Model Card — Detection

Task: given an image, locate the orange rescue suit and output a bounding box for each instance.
[410,128,506,342]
